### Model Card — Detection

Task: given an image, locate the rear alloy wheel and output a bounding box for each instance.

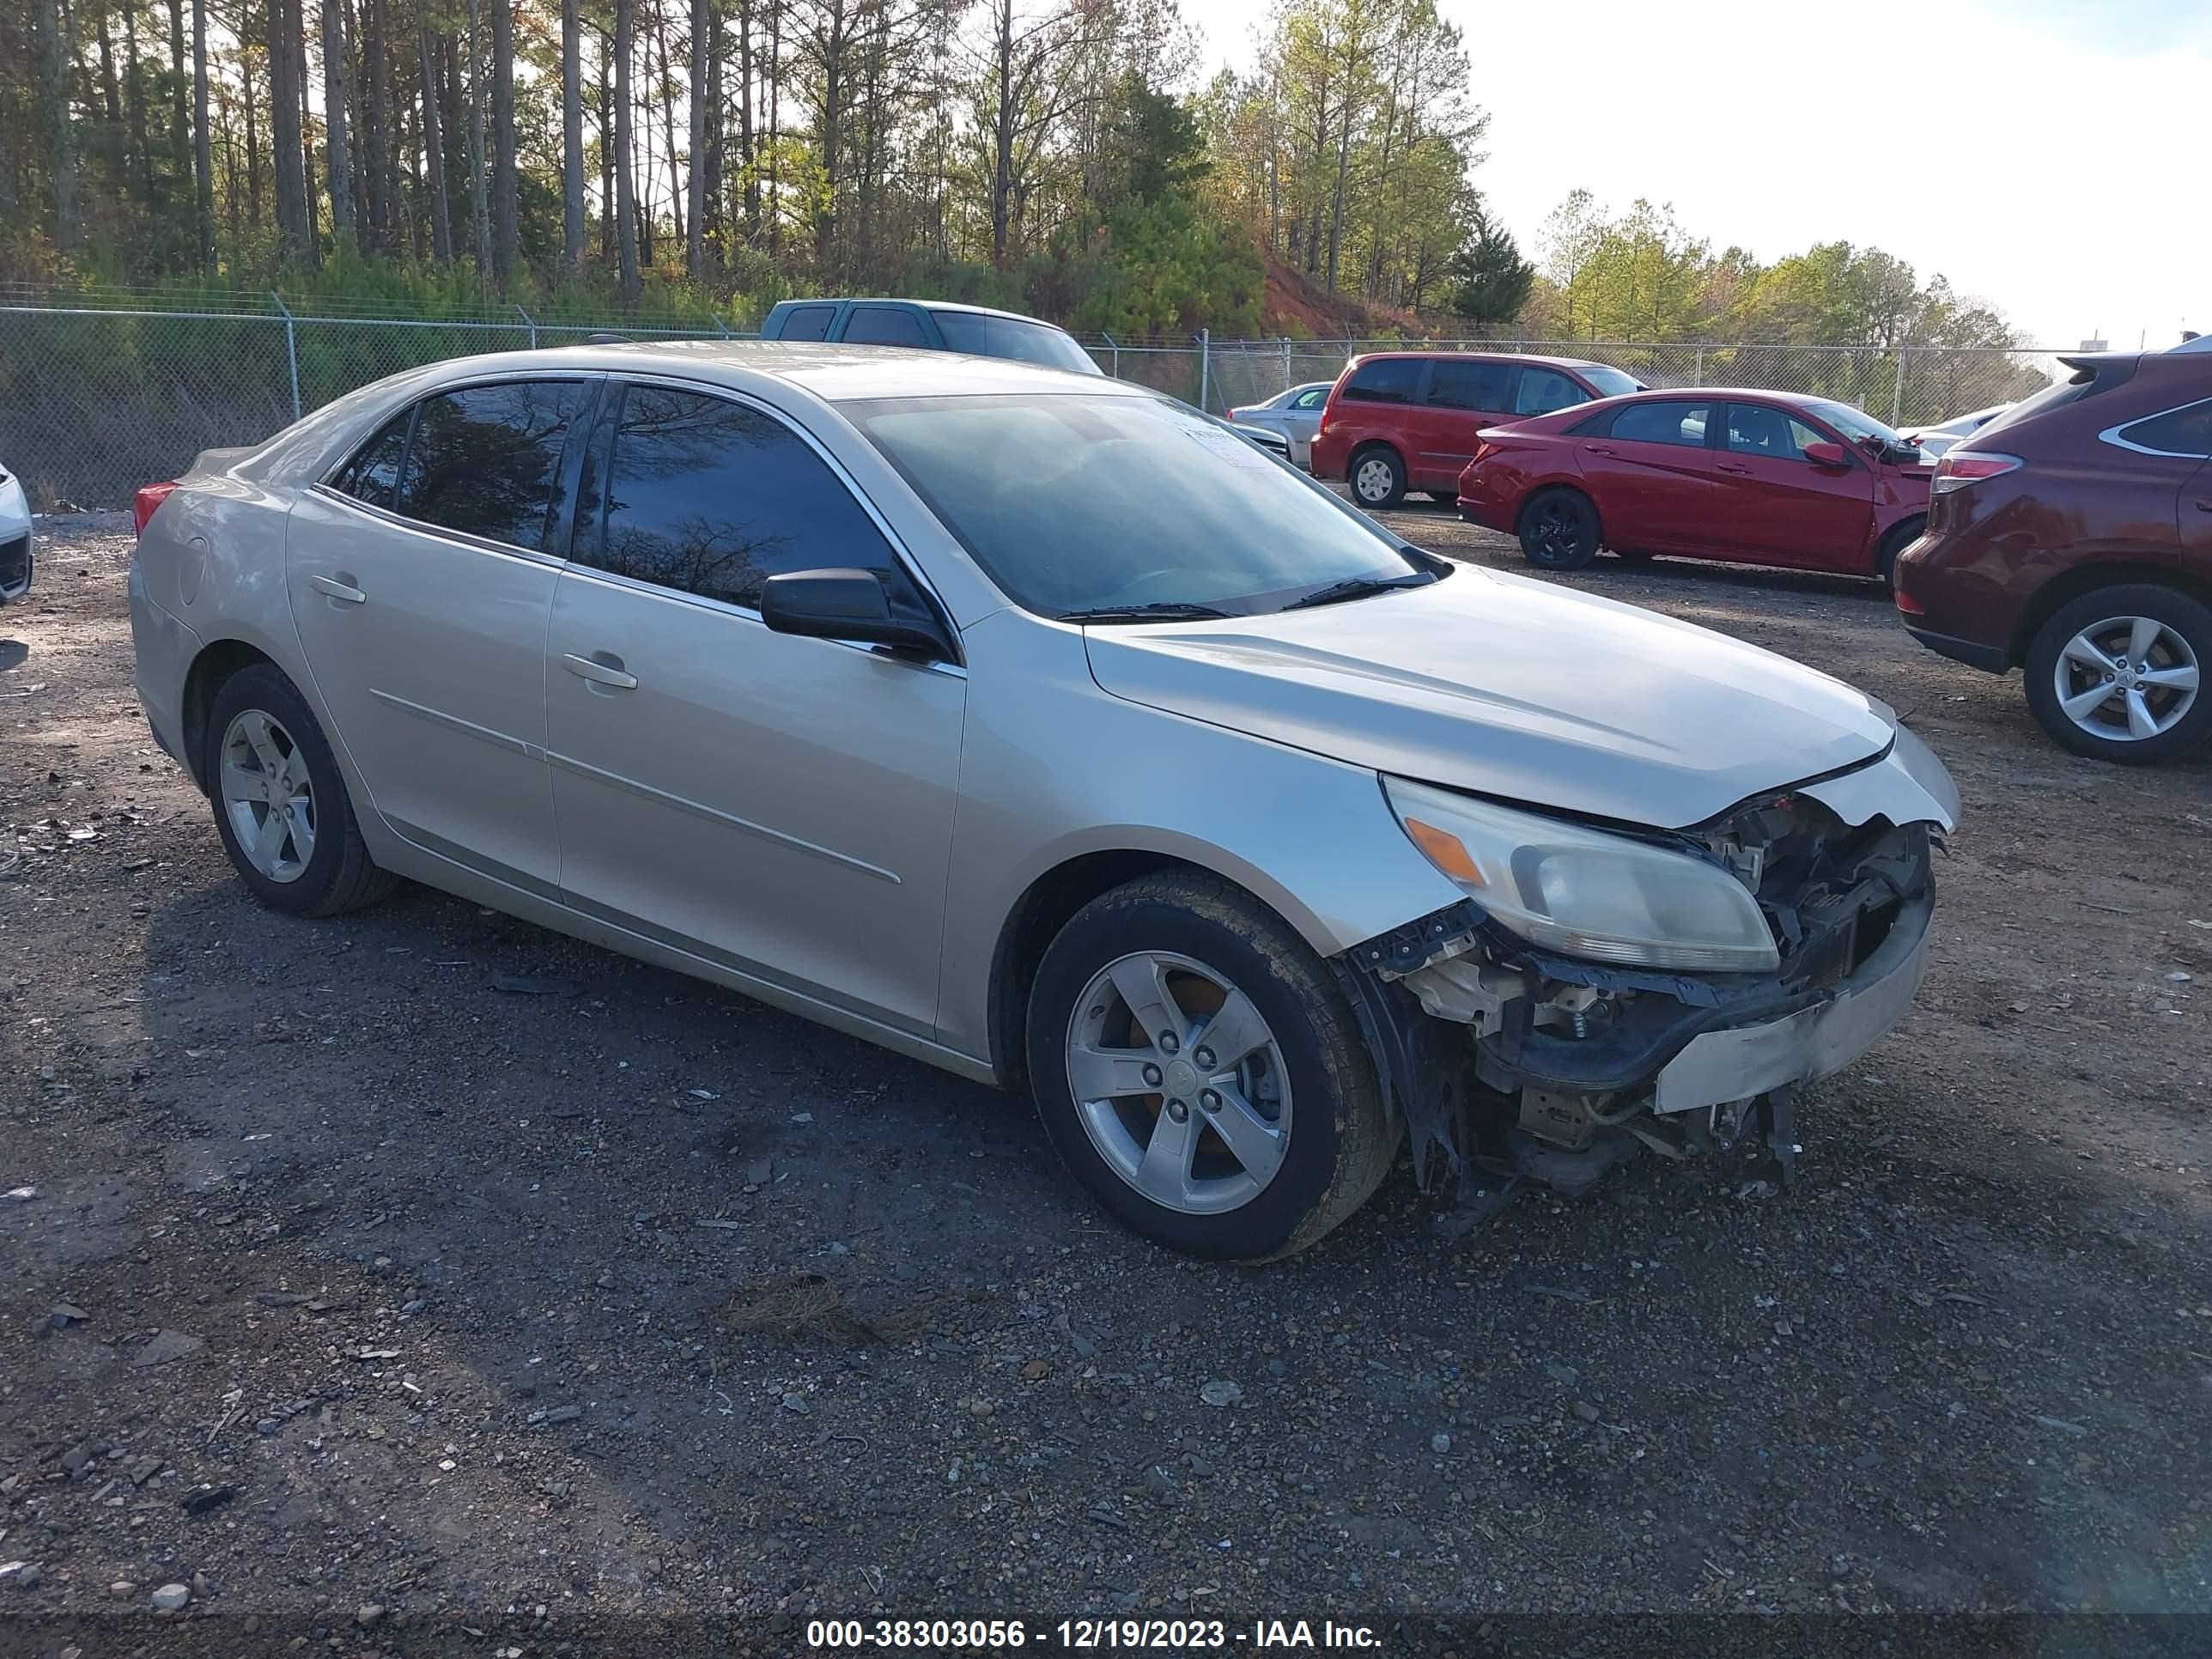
[1026,871,1397,1261]
[2024,585,2211,764]
[1517,488,1601,571]
[204,663,397,915]
[1349,447,1407,509]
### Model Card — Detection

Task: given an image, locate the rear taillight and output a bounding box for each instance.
[1929,452,2021,496]
[133,479,179,537]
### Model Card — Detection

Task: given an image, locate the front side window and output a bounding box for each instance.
[845,306,931,348]
[2111,398,2212,458]
[1609,400,1711,448]
[1725,403,1827,460]
[392,381,589,552]
[1291,386,1328,410]
[1341,358,1422,404]
[778,304,836,342]
[1515,368,1589,417]
[1425,358,1511,411]
[1578,365,1644,398]
[332,408,414,507]
[932,311,1100,375]
[851,392,1428,620]
[580,383,896,610]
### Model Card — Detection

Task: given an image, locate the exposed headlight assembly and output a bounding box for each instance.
[1383,777,1780,975]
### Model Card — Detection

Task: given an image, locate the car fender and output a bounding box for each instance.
[934,610,1466,1062]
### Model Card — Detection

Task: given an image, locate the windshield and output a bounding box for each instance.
[851,392,1429,619]
[1807,399,1905,445]
[931,310,1102,377]
[1579,365,1643,398]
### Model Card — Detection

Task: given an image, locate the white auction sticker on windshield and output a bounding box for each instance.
[1185,423,1273,471]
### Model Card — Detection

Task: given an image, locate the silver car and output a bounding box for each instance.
[0,460,32,603]
[1227,381,1334,469]
[129,343,1959,1260]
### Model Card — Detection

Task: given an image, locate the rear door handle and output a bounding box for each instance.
[1583,444,1615,456]
[311,573,367,605]
[1716,461,1752,475]
[2196,498,2212,513]
[562,652,638,690]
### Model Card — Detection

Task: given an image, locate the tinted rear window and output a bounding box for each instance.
[845,306,931,347]
[1425,358,1511,410]
[2113,398,2212,459]
[777,304,836,342]
[1608,400,1711,447]
[393,380,589,551]
[1342,358,1422,404]
[333,409,414,507]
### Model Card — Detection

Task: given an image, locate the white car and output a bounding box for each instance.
[1900,404,2009,463]
[1227,382,1334,469]
[0,462,32,603]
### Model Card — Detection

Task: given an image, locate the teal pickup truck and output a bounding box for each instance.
[758,298,1103,376]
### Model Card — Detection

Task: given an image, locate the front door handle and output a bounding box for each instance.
[1716,461,1752,475]
[562,651,638,690]
[2196,498,2212,513]
[311,573,367,605]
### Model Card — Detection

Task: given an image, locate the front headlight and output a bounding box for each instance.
[1383,777,1780,974]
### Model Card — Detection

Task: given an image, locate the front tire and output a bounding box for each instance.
[1875,516,1925,590]
[204,663,396,915]
[1349,446,1407,510]
[2023,585,2211,764]
[1517,487,1602,570]
[1024,871,1398,1261]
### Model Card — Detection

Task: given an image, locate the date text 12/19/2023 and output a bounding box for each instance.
[806,1618,1383,1649]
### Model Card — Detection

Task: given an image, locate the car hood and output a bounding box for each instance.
[1081,567,1897,830]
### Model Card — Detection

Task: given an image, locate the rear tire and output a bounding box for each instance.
[1348,446,1407,510]
[2023,584,2212,765]
[1024,871,1398,1261]
[1875,516,1925,590]
[204,663,397,916]
[1517,488,1602,571]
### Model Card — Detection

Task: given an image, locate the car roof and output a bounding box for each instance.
[1349,349,1618,372]
[440,338,1133,403]
[777,295,1071,326]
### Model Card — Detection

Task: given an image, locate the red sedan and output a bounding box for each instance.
[1455,390,1934,581]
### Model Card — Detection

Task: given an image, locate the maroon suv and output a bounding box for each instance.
[1896,348,2212,763]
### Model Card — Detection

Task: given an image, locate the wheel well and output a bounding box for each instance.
[986,850,1194,1091]
[1875,515,1926,578]
[1349,440,1404,474]
[179,639,279,792]
[2006,562,2212,669]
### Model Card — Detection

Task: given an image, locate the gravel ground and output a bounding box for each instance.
[3,510,2209,1650]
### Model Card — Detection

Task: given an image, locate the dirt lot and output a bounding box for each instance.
[3,511,2209,1650]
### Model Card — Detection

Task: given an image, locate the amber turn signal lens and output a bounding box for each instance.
[1402,817,1486,887]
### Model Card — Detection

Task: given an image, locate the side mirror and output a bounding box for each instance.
[1802,440,1848,467]
[760,568,955,661]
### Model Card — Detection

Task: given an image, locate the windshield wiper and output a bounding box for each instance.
[1282,572,1435,611]
[1056,601,1233,624]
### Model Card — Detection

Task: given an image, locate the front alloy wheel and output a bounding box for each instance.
[1066,951,1292,1215]
[1025,871,1398,1260]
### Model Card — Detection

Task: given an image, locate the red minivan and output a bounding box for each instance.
[1309,351,1641,510]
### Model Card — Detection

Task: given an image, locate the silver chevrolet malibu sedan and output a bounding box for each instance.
[129,343,1960,1260]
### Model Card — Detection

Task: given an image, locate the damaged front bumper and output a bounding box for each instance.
[1337,776,1943,1211]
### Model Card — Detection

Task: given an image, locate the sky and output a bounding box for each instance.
[1191,0,2206,349]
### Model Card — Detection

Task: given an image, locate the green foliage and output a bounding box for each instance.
[1444,206,1532,326]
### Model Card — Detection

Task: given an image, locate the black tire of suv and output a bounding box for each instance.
[204,663,398,916]
[1517,487,1602,570]
[1024,871,1400,1261]
[2023,584,2212,765]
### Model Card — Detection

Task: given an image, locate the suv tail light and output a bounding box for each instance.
[1929,452,2021,496]
[134,480,179,537]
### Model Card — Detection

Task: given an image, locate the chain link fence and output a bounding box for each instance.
[0,293,2068,508]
